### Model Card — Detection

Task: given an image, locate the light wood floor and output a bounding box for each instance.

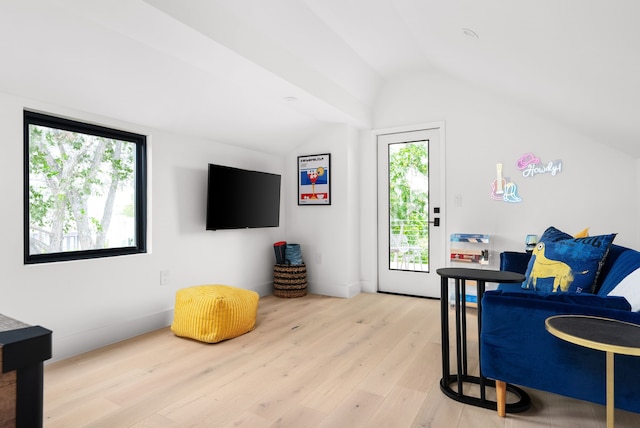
[44,293,640,427]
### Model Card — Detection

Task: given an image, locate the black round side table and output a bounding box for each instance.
[436,267,531,413]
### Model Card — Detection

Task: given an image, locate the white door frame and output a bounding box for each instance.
[370,122,446,295]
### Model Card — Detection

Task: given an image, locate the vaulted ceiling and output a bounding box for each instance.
[1,0,638,156]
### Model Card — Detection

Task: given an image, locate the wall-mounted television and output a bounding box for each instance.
[206,164,281,230]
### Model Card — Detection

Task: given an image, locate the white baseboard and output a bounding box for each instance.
[50,281,354,363]
[50,309,174,363]
[359,280,376,294]
[307,281,361,298]
[347,281,362,297]
[255,282,274,297]
[50,283,276,363]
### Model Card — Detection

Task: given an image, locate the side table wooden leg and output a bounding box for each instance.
[496,380,506,417]
[606,351,614,428]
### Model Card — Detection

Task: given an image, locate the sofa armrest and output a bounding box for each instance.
[500,251,531,274]
[498,252,531,291]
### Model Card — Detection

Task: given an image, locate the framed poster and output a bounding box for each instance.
[298,153,331,205]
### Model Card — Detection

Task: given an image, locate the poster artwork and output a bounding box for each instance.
[298,154,331,205]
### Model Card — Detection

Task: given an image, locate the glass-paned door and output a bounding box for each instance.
[377,127,444,298]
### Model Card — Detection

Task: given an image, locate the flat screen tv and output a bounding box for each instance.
[206,164,281,230]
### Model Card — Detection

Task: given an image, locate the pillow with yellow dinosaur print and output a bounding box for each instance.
[521,231,616,293]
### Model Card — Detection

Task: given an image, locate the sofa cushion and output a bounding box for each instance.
[489,290,631,311]
[522,230,616,293]
[606,267,640,311]
[595,244,631,293]
[598,247,640,295]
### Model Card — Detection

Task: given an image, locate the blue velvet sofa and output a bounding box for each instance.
[480,243,640,416]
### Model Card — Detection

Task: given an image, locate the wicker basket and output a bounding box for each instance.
[273,264,307,298]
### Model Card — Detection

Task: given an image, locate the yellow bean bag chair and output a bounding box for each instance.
[171,285,259,343]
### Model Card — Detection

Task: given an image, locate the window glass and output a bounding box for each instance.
[24,111,147,264]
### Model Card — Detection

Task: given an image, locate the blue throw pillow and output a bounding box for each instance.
[522,230,616,293]
[538,226,574,242]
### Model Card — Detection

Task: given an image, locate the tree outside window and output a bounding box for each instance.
[388,141,429,267]
[24,111,147,264]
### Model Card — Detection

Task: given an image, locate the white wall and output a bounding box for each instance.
[4,67,639,360]
[0,92,284,362]
[361,71,639,291]
[284,124,361,297]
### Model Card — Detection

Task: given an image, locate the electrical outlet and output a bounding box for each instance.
[316,253,323,265]
[160,270,170,286]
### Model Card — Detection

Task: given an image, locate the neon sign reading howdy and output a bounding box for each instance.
[517,153,562,178]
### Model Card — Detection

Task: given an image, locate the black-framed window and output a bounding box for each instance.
[24,111,147,264]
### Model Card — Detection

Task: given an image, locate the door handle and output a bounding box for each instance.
[429,217,440,227]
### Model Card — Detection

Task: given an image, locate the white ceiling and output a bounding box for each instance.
[1,0,638,156]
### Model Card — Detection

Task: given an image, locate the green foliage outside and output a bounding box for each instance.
[28,125,135,254]
[389,141,429,266]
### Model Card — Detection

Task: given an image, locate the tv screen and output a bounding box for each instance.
[206,164,281,230]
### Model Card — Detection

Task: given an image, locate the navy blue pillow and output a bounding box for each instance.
[538,226,573,242]
[522,229,616,293]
